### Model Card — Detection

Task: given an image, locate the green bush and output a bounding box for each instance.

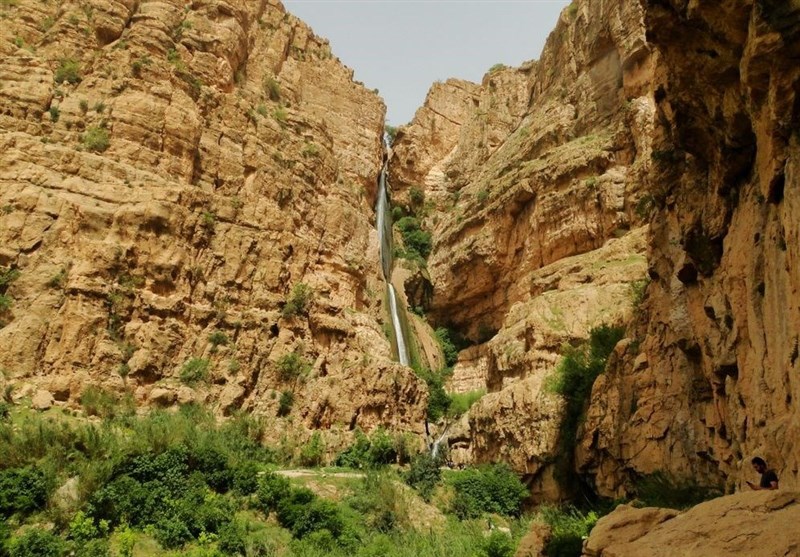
[54,58,81,84]
[403,453,441,501]
[276,491,343,539]
[298,432,325,467]
[480,531,514,557]
[395,217,432,261]
[8,530,66,557]
[449,464,527,519]
[334,428,397,468]
[48,105,60,122]
[278,390,294,416]
[180,358,210,384]
[414,367,451,422]
[217,519,247,555]
[0,466,50,518]
[74,539,110,557]
[447,389,485,417]
[276,352,311,381]
[282,283,313,318]
[547,324,624,486]
[82,127,110,152]
[264,77,281,101]
[208,330,228,347]
[434,327,465,368]
[539,505,598,557]
[256,472,292,513]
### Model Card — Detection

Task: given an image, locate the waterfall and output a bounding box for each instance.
[376,163,410,366]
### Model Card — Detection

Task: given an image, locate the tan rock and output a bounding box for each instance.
[149,387,177,407]
[514,521,552,557]
[0,0,427,441]
[578,0,800,496]
[584,492,800,557]
[31,389,54,410]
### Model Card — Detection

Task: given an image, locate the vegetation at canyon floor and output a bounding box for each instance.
[0,400,544,557]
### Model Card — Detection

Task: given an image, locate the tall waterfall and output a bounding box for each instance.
[376,164,410,366]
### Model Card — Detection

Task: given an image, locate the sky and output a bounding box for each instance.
[282,0,572,125]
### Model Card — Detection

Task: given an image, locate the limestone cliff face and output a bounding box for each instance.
[578,0,800,496]
[0,0,427,439]
[390,0,652,496]
[391,0,652,341]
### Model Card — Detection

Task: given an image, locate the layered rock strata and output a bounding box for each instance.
[578,0,800,496]
[0,0,427,440]
[390,0,652,495]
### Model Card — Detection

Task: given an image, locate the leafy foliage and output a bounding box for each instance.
[334,428,398,468]
[395,216,432,261]
[82,126,110,152]
[276,352,311,381]
[449,464,528,519]
[8,530,66,557]
[539,505,598,557]
[54,58,81,84]
[282,283,313,318]
[403,453,442,501]
[180,358,210,384]
[0,466,50,518]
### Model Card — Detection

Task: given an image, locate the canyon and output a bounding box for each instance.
[0,0,799,553]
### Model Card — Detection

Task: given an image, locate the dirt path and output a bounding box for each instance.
[275,469,366,479]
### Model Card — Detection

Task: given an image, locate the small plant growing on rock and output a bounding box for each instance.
[282,283,313,318]
[46,268,67,289]
[79,99,89,112]
[264,77,281,101]
[208,330,228,351]
[48,106,60,122]
[276,352,311,381]
[200,211,216,232]
[273,107,288,124]
[277,390,294,416]
[54,58,81,84]
[180,358,210,384]
[82,126,110,152]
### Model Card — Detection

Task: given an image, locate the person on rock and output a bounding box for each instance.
[746,456,779,490]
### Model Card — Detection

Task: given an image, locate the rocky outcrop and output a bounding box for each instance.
[578,0,800,496]
[390,0,652,496]
[583,491,800,557]
[0,0,427,438]
[391,0,652,340]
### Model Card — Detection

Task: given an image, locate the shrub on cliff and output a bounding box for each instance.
[282,283,313,318]
[395,216,432,261]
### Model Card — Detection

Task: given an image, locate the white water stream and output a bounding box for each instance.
[376,163,410,366]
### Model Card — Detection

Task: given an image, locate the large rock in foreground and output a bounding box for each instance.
[584,491,800,557]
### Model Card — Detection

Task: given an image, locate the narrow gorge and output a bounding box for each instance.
[0,0,798,555]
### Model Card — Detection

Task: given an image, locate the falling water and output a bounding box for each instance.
[376,163,410,366]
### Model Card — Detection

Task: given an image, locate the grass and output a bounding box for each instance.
[82,126,110,152]
[54,59,81,84]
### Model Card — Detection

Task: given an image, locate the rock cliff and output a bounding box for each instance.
[0,0,427,442]
[577,0,800,497]
[393,0,800,502]
[389,0,652,496]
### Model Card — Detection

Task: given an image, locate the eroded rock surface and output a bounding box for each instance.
[583,491,800,557]
[578,0,800,496]
[0,0,426,442]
